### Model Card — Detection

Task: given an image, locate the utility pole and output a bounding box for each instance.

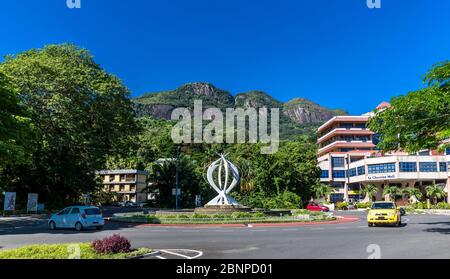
[175,146,181,210]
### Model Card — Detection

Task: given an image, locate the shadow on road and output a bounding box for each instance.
[0,221,143,236]
[420,221,450,235]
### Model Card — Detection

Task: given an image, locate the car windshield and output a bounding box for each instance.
[372,203,395,209]
[84,208,101,215]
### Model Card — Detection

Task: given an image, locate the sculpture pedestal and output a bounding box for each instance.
[194,205,252,214]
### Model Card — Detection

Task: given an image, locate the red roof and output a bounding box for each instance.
[376,101,391,110]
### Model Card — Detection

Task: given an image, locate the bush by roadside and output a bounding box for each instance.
[0,242,151,259]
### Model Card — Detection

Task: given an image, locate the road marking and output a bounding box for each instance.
[159,249,203,259]
[156,255,166,259]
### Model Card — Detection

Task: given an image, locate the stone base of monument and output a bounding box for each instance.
[194,205,252,214]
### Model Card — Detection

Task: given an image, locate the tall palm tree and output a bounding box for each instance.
[361,184,378,202]
[425,184,447,205]
[402,187,423,203]
[382,186,400,201]
[311,183,333,202]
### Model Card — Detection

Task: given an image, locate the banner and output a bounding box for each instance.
[27,193,39,212]
[3,192,16,211]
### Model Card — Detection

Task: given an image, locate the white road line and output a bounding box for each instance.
[156,256,166,259]
[159,249,203,259]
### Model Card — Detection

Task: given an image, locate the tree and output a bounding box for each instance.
[311,183,333,201]
[0,72,33,170]
[402,187,423,203]
[382,186,400,201]
[368,61,450,153]
[0,44,136,207]
[144,155,200,208]
[425,184,447,205]
[361,184,378,202]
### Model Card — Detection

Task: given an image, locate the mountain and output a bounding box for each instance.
[133,82,348,139]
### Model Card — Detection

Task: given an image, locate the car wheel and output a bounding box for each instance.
[96,226,103,230]
[368,223,373,227]
[49,221,56,230]
[75,222,83,232]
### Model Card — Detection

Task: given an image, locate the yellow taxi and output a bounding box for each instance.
[367,201,401,227]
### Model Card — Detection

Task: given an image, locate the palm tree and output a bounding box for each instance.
[425,184,447,205]
[311,184,333,202]
[382,186,400,201]
[402,187,423,203]
[361,184,378,202]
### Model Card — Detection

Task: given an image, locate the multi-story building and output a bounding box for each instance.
[97,170,149,203]
[318,102,450,204]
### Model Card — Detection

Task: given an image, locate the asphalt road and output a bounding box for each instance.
[1,211,449,259]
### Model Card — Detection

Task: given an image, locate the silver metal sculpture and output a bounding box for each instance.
[206,154,241,206]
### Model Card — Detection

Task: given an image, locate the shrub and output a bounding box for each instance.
[262,191,302,210]
[412,202,426,209]
[336,202,349,210]
[435,202,450,210]
[177,215,190,219]
[92,234,131,254]
[356,202,372,209]
[191,213,210,219]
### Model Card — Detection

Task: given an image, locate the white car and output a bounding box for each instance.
[48,206,105,231]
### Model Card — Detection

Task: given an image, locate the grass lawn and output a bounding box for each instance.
[0,243,152,259]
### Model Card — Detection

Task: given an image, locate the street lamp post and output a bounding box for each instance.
[175,146,180,210]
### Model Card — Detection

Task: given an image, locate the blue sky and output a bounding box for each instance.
[1,0,449,114]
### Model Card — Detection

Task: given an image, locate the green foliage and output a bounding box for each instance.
[0,72,33,170]
[425,184,447,205]
[336,202,349,210]
[311,183,333,200]
[261,191,303,209]
[145,155,200,208]
[382,186,401,201]
[368,61,450,152]
[0,243,151,259]
[355,202,372,209]
[361,185,378,202]
[0,44,136,208]
[402,187,423,201]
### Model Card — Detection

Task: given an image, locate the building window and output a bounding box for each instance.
[368,163,396,174]
[108,175,114,182]
[333,170,346,178]
[357,166,365,175]
[439,162,447,172]
[399,162,417,172]
[347,168,357,177]
[446,148,450,155]
[331,182,345,188]
[320,170,329,178]
[332,157,345,168]
[120,185,125,191]
[330,193,345,203]
[419,162,438,172]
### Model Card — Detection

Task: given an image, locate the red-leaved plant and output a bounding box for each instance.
[92,234,131,254]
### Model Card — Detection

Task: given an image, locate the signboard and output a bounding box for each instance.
[195,195,202,207]
[172,188,181,196]
[367,174,396,181]
[3,192,16,211]
[27,193,39,213]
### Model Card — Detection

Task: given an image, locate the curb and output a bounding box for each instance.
[128,250,159,259]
